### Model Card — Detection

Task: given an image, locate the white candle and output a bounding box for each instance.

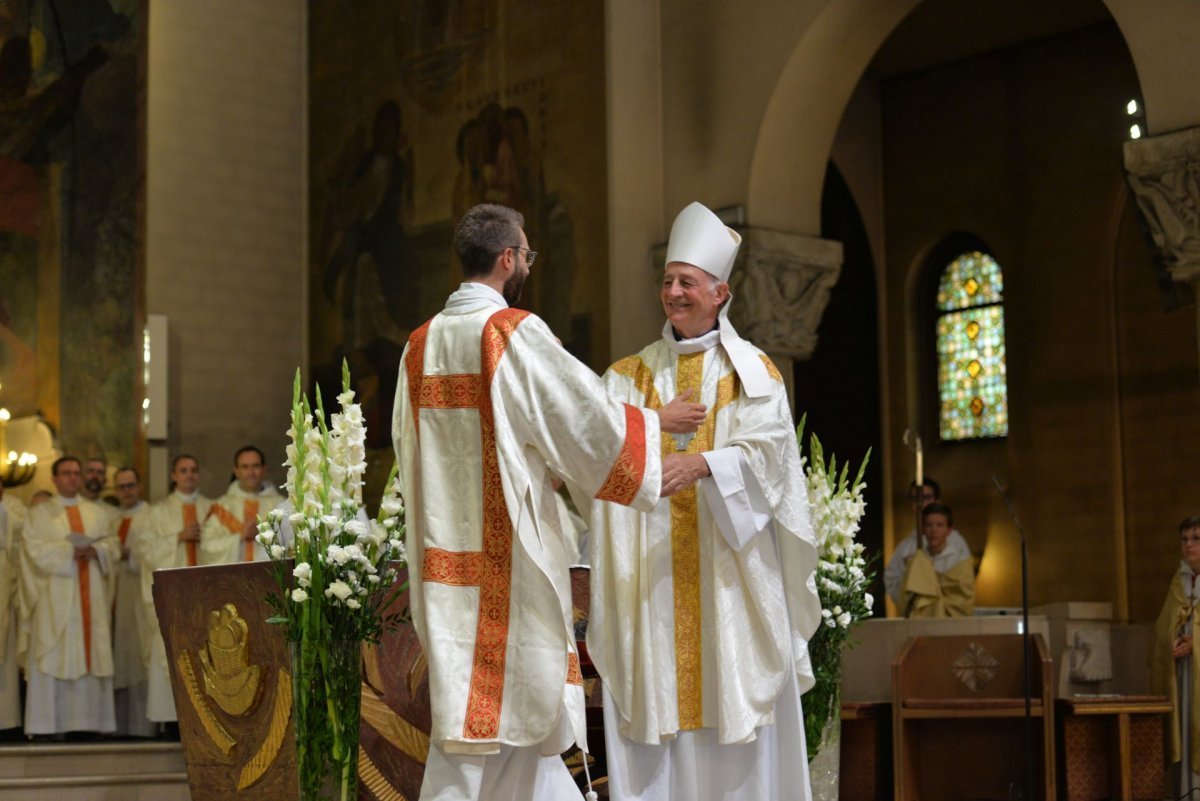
[0,408,8,471]
[915,436,923,488]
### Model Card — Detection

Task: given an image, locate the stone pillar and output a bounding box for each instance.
[1124,126,1200,364]
[653,226,844,402]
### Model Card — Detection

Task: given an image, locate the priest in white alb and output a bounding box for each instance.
[110,466,154,736]
[200,446,284,564]
[585,202,823,801]
[22,456,121,735]
[393,203,694,801]
[134,453,212,724]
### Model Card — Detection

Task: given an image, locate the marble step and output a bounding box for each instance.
[0,742,190,801]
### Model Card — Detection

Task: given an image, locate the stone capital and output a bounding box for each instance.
[1124,126,1200,285]
[729,227,843,360]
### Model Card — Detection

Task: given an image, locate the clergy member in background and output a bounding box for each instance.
[134,453,212,726]
[81,457,112,505]
[1151,514,1200,797]
[0,484,26,731]
[22,456,121,736]
[891,503,974,618]
[393,203,683,801]
[110,466,153,737]
[200,446,283,564]
[585,201,822,801]
[883,477,970,607]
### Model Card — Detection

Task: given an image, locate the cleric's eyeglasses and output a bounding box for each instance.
[116,482,138,491]
[509,245,537,266]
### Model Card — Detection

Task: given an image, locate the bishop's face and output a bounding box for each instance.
[661,262,728,339]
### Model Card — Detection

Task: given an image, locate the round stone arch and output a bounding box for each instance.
[746,0,1200,237]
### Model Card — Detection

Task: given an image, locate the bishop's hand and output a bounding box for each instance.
[658,388,706,434]
[660,453,710,497]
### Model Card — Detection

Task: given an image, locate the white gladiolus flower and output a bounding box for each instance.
[289,512,307,527]
[291,588,309,603]
[381,496,403,516]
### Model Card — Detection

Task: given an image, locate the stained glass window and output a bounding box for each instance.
[936,251,1008,440]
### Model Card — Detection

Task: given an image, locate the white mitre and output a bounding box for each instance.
[664,202,773,398]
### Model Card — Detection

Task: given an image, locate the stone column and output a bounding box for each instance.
[653,226,844,401]
[1124,126,1200,363]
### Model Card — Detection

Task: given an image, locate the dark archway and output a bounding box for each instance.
[793,162,885,615]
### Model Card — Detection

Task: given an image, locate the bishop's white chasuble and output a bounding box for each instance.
[587,333,822,801]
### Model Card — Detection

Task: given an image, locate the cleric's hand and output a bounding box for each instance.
[660,453,710,497]
[658,389,706,434]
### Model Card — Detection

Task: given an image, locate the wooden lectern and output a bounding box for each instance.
[153,563,431,801]
[892,633,1055,801]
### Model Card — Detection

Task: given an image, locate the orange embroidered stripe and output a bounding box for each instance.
[418,374,483,409]
[594,403,646,506]
[422,548,486,586]
[405,321,433,437]
[566,653,583,686]
[461,307,528,740]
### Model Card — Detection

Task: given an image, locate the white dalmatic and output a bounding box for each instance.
[0,495,27,730]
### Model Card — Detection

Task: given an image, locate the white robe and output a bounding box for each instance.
[111,502,154,736]
[0,496,26,729]
[199,481,283,564]
[586,328,822,801]
[23,496,120,734]
[393,282,663,801]
[134,490,214,722]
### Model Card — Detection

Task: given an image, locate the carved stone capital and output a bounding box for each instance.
[1124,126,1200,285]
[728,228,843,360]
[651,227,843,360]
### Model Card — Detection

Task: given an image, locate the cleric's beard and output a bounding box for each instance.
[502,271,526,306]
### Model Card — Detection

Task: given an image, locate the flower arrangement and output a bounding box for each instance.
[798,417,874,764]
[258,362,406,801]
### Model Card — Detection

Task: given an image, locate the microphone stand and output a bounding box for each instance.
[993,476,1035,801]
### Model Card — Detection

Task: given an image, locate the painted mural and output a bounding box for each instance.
[309,0,607,452]
[0,0,140,464]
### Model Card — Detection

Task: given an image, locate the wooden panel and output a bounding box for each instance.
[152,562,296,801]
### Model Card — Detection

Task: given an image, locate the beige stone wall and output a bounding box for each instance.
[145,0,307,498]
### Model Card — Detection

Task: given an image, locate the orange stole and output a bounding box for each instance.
[117,517,132,547]
[66,506,93,673]
[210,501,259,562]
[242,500,259,562]
[182,503,198,566]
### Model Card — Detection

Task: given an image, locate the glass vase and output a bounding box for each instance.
[808,687,841,801]
[290,640,363,801]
